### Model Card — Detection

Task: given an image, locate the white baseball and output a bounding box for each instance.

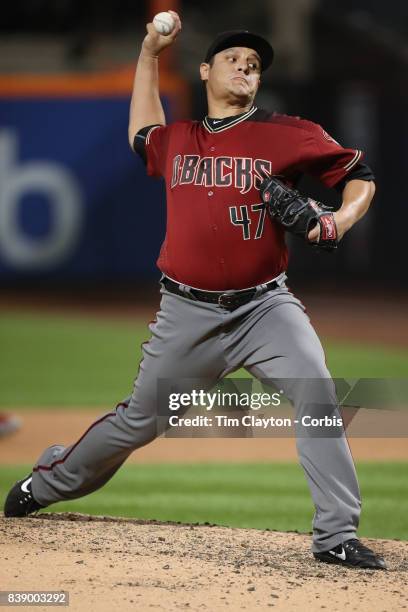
[153,12,175,36]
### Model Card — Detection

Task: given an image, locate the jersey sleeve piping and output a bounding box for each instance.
[308,126,365,188]
[343,149,362,172]
[145,125,162,144]
[133,124,164,167]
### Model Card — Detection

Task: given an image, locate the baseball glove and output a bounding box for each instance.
[260,176,338,252]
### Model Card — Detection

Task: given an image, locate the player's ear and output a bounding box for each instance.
[200,62,209,83]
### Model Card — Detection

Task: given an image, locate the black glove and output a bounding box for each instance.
[260,176,338,252]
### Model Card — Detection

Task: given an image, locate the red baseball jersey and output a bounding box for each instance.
[139,106,363,290]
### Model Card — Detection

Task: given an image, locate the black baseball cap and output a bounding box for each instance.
[204,30,274,72]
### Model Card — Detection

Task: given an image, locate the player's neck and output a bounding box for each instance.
[206,100,254,119]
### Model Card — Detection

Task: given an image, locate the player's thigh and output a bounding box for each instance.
[129,292,227,416]
[243,294,330,379]
[243,296,337,411]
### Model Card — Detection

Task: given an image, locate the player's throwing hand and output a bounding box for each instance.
[143,10,182,57]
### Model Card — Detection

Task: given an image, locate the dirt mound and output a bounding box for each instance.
[1,513,407,611]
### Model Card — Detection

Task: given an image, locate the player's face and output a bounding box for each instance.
[200,47,261,105]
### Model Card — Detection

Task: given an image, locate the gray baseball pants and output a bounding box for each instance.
[31,279,361,552]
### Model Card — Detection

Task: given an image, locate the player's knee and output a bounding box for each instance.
[117,407,159,448]
[135,425,158,448]
[293,346,330,379]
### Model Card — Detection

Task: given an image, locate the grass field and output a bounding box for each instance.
[0,462,407,540]
[1,312,408,407]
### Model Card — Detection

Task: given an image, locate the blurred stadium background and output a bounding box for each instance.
[0,0,407,537]
[0,0,407,289]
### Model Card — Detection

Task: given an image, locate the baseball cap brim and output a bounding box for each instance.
[204,30,274,72]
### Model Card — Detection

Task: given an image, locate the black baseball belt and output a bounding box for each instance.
[161,276,280,311]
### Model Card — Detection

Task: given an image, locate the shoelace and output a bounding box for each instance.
[19,492,33,505]
[19,492,41,515]
[343,539,376,556]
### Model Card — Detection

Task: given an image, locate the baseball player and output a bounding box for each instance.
[4,12,386,570]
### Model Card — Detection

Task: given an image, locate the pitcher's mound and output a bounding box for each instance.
[1,513,407,611]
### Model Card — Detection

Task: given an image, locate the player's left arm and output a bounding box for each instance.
[308,178,375,242]
[298,121,376,243]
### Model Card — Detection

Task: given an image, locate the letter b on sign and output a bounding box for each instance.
[0,130,83,269]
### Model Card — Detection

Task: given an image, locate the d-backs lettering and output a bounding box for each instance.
[171,155,272,194]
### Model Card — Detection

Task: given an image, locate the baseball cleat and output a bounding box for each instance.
[314,538,387,570]
[3,474,44,517]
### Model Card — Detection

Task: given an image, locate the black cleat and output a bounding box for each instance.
[4,474,43,517]
[314,538,387,570]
